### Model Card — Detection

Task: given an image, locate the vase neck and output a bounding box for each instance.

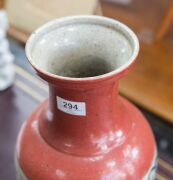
[39,80,131,156]
[49,81,119,121]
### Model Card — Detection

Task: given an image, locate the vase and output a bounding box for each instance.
[16,15,157,180]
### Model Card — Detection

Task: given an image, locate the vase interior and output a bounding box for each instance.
[26,16,138,78]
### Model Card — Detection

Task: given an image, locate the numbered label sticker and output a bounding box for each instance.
[57,96,86,116]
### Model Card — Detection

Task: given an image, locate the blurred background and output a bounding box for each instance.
[0,0,173,179]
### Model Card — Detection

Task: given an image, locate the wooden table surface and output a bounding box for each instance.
[101,0,173,124]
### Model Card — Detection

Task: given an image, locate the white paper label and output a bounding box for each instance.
[57,96,86,116]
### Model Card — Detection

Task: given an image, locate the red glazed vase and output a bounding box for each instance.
[16,16,157,180]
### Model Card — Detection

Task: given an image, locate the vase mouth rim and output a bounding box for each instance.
[26,15,139,82]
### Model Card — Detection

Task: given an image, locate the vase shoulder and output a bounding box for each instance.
[16,97,157,180]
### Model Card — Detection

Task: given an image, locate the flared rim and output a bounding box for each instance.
[26,15,139,82]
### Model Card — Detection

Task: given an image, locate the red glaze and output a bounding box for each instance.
[16,16,157,180]
[16,72,156,179]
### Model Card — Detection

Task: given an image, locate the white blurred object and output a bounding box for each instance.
[0,10,15,91]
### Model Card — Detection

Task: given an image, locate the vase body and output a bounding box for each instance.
[16,16,157,180]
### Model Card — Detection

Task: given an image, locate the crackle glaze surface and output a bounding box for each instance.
[16,16,157,179]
